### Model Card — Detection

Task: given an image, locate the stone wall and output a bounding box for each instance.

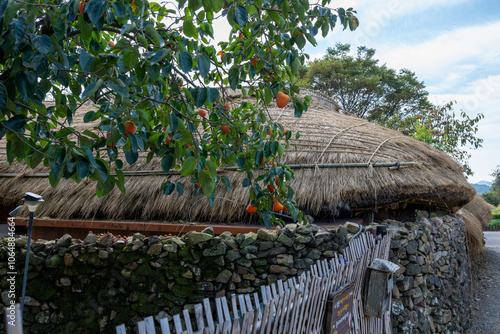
[0,224,349,334]
[384,214,471,334]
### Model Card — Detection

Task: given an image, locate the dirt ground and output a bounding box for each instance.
[466,232,500,333]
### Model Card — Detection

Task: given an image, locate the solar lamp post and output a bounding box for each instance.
[19,192,44,315]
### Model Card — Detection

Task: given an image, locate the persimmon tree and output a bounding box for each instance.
[0,0,358,226]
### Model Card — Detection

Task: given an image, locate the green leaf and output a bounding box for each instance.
[170,113,179,131]
[95,158,110,182]
[82,146,108,181]
[112,2,126,17]
[228,66,239,90]
[179,52,193,73]
[202,0,212,12]
[115,159,123,170]
[295,34,306,49]
[197,54,211,78]
[162,182,176,195]
[262,210,272,229]
[277,143,284,156]
[235,6,248,26]
[236,156,245,169]
[124,148,138,165]
[9,18,25,44]
[26,151,44,169]
[83,111,97,123]
[81,78,103,100]
[176,182,184,195]
[3,115,27,132]
[222,175,231,192]
[304,32,317,46]
[51,147,66,180]
[255,151,264,167]
[122,48,140,69]
[200,170,215,197]
[270,141,278,155]
[268,10,280,25]
[295,2,305,21]
[79,19,93,40]
[15,72,28,102]
[181,156,197,176]
[151,50,168,65]
[115,169,126,195]
[32,35,52,55]
[264,88,272,105]
[80,50,93,72]
[77,160,90,179]
[183,20,196,38]
[206,160,217,177]
[195,87,207,107]
[3,0,22,26]
[291,57,301,75]
[86,0,105,24]
[207,88,219,104]
[145,23,164,47]
[50,35,68,68]
[188,0,201,11]
[161,154,175,172]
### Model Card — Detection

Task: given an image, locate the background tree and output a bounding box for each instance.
[0,0,358,226]
[298,43,483,176]
[483,166,500,207]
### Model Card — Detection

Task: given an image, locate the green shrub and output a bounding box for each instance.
[491,209,500,220]
[488,219,500,227]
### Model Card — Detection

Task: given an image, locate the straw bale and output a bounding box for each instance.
[457,208,484,256]
[463,194,494,227]
[0,93,476,222]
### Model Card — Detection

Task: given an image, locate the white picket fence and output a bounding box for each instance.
[116,232,392,334]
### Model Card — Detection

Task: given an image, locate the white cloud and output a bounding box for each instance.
[374,22,500,93]
[430,75,500,183]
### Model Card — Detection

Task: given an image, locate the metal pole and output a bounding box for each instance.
[0,161,417,177]
[20,211,34,315]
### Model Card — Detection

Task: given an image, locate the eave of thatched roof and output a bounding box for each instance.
[0,92,476,223]
[461,194,494,227]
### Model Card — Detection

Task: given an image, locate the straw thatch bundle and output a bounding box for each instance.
[0,91,475,223]
[461,194,494,227]
[456,208,484,256]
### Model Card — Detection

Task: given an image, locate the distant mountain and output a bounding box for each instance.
[472,181,492,194]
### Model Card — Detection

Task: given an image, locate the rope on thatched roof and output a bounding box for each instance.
[313,122,369,175]
[367,136,406,165]
[300,88,344,112]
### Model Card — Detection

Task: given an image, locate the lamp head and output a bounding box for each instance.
[22,192,44,213]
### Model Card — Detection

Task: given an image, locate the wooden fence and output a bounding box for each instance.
[115,231,392,334]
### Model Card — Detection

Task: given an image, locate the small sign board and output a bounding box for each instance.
[325,281,355,334]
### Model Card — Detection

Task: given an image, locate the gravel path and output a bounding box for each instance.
[466,232,500,333]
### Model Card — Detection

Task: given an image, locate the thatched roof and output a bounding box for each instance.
[0,91,475,223]
[460,194,494,228]
[456,208,484,256]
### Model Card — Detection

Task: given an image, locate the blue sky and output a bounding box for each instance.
[305,0,500,183]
